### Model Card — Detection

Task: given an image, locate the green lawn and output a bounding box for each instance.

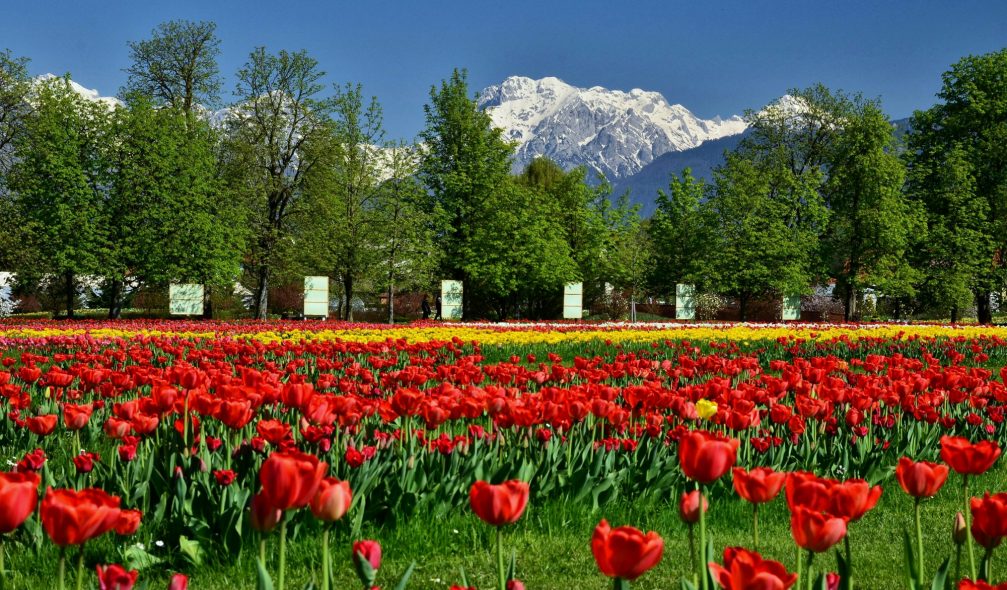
[6,467,1006,589]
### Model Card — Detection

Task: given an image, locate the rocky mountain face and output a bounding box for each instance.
[478,76,746,180]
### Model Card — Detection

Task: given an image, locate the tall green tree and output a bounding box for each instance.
[418,69,514,317]
[823,101,923,320]
[602,195,653,319]
[225,48,333,319]
[123,20,222,113]
[374,142,438,323]
[648,168,718,297]
[306,84,385,320]
[708,153,827,320]
[905,49,1007,323]
[107,96,244,317]
[10,76,112,317]
[0,49,33,272]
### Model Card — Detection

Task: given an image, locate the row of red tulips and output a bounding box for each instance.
[3,428,1007,589]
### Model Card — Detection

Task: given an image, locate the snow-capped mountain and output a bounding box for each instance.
[478,76,747,179]
[35,74,122,109]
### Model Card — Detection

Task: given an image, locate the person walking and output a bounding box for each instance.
[421,295,432,320]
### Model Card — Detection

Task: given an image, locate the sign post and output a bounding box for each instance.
[304,276,329,319]
[169,284,204,316]
[563,282,583,319]
[783,294,801,321]
[441,280,463,320]
[675,284,696,320]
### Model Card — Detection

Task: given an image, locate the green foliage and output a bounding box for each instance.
[905,48,1007,323]
[648,169,718,296]
[123,19,222,112]
[9,76,112,316]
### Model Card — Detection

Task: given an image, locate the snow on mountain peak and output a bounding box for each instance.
[35,74,123,109]
[478,75,747,179]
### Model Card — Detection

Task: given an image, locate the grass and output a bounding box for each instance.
[6,467,1007,589]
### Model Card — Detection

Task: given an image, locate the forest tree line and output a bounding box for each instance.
[0,21,1004,322]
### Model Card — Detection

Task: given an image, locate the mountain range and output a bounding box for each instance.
[52,73,910,216]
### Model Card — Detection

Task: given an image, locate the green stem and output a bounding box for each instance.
[74,548,84,590]
[497,526,506,590]
[796,546,802,588]
[613,577,630,590]
[955,543,962,588]
[687,524,697,588]
[278,517,287,590]
[58,548,65,590]
[697,482,708,590]
[0,537,5,590]
[753,504,759,551]
[914,498,924,587]
[321,527,330,590]
[985,547,993,583]
[844,533,853,590]
[965,475,977,580]
[804,551,815,590]
[259,537,266,566]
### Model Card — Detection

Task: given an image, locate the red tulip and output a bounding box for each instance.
[940,436,1001,476]
[970,493,1007,550]
[96,564,138,590]
[258,450,327,511]
[114,509,142,535]
[678,490,708,524]
[790,506,847,552]
[895,458,949,498]
[829,479,882,522]
[256,419,292,445]
[0,470,40,533]
[960,580,1007,590]
[785,471,835,512]
[732,467,786,504]
[250,493,282,533]
[63,403,93,430]
[469,480,530,526]
[26,414,58,436]
[708,547,798,590]
[679,430,739,484]
[310,477,352,522]
[168,573,188,590]
[506,581,526,590]
[40,487,122,546]
[352,539,382,571]
[591,519,664,581]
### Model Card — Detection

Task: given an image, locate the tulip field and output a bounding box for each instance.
[6,321,1007,589]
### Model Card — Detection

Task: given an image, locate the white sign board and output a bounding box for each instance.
[675,284,696,320]
[441,280,463,320]
[783,294,801,321]
[169,284,204,316]
[563,282,583,319]
[304,276,329,318]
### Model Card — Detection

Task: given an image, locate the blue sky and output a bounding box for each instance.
[3,0,1005,139]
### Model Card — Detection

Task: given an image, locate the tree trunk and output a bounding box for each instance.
[64,271,75,319]
[343,275,354,322]
[203,284,214,320]
[951,305,959,324]
[387,282,394,324]
[976,290,993,325]
[254,266,269,320]
[843,287,853,322]
[738,292,749,322]
[107,280,122,320]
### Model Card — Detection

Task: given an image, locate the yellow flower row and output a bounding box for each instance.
[3,322,1007,346]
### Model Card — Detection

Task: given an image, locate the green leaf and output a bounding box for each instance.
[179,535,203,566]
[930,557,950,590]
[902,530,919,589]
[256,558,275,590]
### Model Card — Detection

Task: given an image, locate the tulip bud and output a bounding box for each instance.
[352,540,382,587]
[507,580,526,590]
[168,573,189,590]
[953,511,967,545]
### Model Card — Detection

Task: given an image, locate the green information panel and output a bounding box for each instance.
[169,284,204,316]
[675,284,696,320]
[563,282,583,319]
[441,280,463,320]
[304,276,329,318]
[783,294,801,321]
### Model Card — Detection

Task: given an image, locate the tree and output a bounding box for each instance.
[602,195,653,320]
[708,153,827,320]
[0,49,33,272]
[418,69,514,317]
[905,49,1007,323]
[648,168,718,297]
[106,96,245,317]
[306,84,386,320]
[374,142,438,323]
[225,48,333,319]
[123,20,222,113]
[10,76,111,318]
